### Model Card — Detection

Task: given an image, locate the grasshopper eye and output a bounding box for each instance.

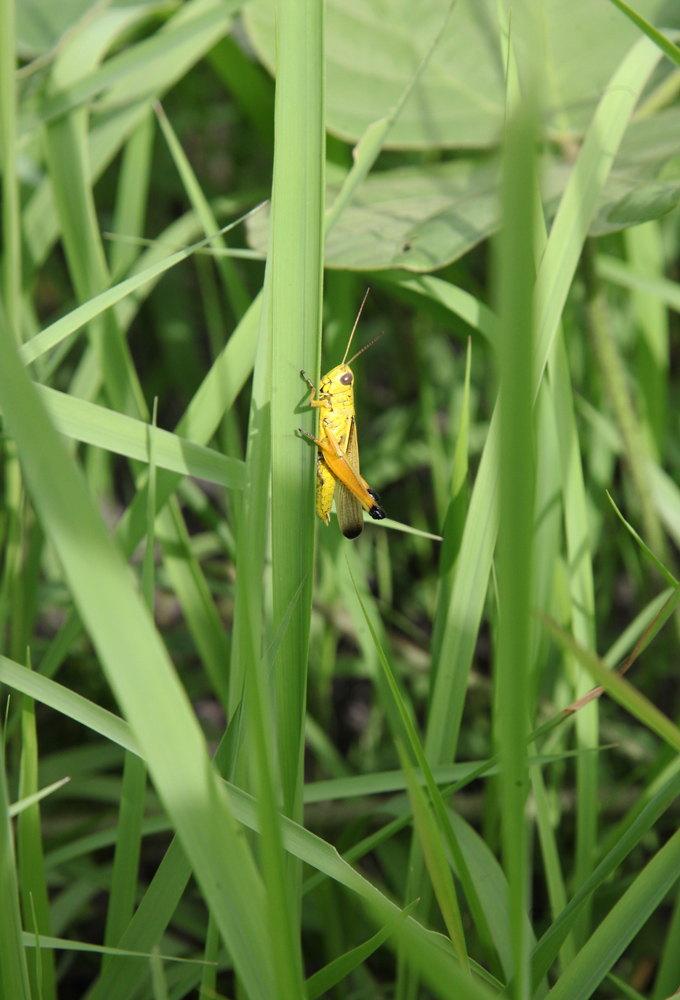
[340,372,353,385]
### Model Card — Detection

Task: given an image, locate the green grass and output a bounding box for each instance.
[3,1,680,998]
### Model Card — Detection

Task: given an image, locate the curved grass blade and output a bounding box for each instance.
[606,490,677,585]
[541,826,680,1000]
[0,655,139,754]
[540,612,680,752]
[530,765,680,991]
[306,899,419,1000]
[606,1,680,67]
[154,99,250,320]
[37,385,245,489]
[9,778,71,818]
[21,207,264,366]
[399,744,469,967]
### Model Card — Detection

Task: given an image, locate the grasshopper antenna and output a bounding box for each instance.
[341,288,371,364]
[346,331,383,366]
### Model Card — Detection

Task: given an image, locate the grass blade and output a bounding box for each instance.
[541,613,680,753]
[0,0,21,343]
[543,826,680,1000]
[0,739,32,998]
[18,673,56,1000]
[399,743,468,964]
[154,99,250,320]
[269,0,325,823]
[37,385,245,490]
[495,22,539,997]
[306,900,418,1000]
[606,0,680,67]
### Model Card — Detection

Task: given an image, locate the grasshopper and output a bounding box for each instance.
[299,291,386,539]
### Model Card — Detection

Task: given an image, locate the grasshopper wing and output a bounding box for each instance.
[336,417,364,539]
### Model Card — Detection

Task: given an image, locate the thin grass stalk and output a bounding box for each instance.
[109,109,155,280]
[415,15,663,999]
[99,405,154,969]
[429,339,471,692]
[89,709,254,1000]
[0,0,20,343]
[247,601,306,997]
[583,240,665,559]
[154,100,251,321]
[228,293,272,725]
[18,674,56,1000]
[624,221,668,460]
[496,62,538,1000]
[547,309,598,945]
[528,390,572,974]
[0,451,23,655]
[0,734,31,998]
[530,766,680,990]
[269,0,325,822]
[0,0,27,650]
[102,751,145,965]
[652,885,680,999]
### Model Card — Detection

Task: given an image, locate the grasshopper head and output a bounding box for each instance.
[320,363,354,393]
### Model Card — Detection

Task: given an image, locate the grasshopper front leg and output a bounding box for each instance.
[300,370,326,409]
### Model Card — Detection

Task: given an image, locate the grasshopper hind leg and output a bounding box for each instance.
[365,486,385,520]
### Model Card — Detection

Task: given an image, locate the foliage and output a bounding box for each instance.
[2,1,680,999]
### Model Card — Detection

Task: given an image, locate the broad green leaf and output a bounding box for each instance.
[249,159,500,272]
[565,105,680,235]
[248,103,680,273]
[17,0,100,55]
[243,0,668,149]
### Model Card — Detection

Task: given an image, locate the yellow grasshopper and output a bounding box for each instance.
[299,291,386,539]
